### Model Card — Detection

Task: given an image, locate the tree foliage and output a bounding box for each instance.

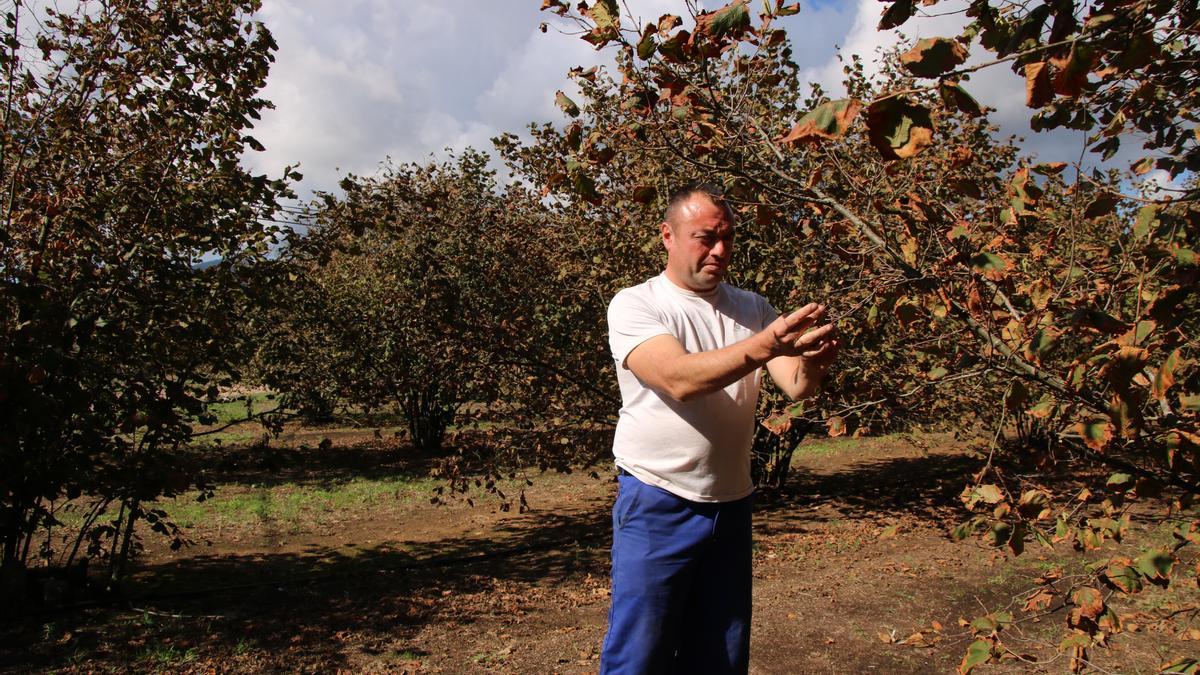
[258,153,510,452]
[256,149,619,473]
[539,0,1198,667]
[0,0,291,599]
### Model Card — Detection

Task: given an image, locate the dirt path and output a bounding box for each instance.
[3,435,1194,673]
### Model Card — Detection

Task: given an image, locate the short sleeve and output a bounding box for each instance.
[608,288,673,368]
[759,295,778,331]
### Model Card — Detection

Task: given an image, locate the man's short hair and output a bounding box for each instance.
[665,181,733,227]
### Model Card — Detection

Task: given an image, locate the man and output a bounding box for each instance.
[600,183,839,673]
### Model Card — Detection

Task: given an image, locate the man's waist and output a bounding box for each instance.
[613,460,753,503]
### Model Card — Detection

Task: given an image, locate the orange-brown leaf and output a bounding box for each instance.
[779,99,862,146]
[1073,586,1105,622]
[900,37,969,78]
[1152,348,1183,399]
[1025,61,1053,108]
[1078,419,1113,451]
[827,415,847,437]
[866,97,934,161]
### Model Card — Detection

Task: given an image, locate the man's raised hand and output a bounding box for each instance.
[759,303,840,400]
[765,303,840,363]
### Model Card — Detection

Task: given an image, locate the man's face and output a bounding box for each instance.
[661,194,735,293]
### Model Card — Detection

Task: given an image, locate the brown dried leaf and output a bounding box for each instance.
[779,99,862,146]
[1025,61,1053,108]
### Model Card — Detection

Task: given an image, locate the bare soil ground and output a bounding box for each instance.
[2,432,1197,673]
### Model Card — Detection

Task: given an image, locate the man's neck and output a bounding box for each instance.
[662,270,719,297]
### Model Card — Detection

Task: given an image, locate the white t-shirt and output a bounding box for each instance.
[607,273,777,502]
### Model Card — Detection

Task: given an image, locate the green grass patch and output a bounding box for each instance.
[158,474,442,530]
[137,643,198,670]
[791,437,857,460]
[203,393,279,426]
[788,431,932,464]
[196,429,263,446]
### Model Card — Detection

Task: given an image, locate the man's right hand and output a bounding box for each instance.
[762,303,837,359]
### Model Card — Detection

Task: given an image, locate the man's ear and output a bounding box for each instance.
[660,221,672,249]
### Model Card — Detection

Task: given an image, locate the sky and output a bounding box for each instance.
[240,0,1173,202]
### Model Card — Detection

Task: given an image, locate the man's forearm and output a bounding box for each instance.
[625,304,834,403]
[648,334,774,402]
[769,356,826,401]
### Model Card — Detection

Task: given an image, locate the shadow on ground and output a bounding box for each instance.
[1,447,982,672]
[757,450,979,532]
[179,428,610,492]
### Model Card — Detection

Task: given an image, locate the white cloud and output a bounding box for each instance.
[1139,169,1189,200]
[786,0,1138,170]
[239,0,1154,202]
[243,0,562,199]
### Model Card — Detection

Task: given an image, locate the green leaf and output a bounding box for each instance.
[1028,395,1056,419]
[1132,156,1156,175]
[951,517,982,541]
[866,97,934,160]
[959,639,993,673]
[589,0,619,30]
[1059,632,1091,650]
[555,90,580,117]
[1134,549,1175,581]
[1009,168,1043,214]
[1106,472,1134,488]
[1171,247,1197,265]
[1132,319,1156,344]
[1134,205,1159,240]
[970,615,999,633]
[779,99,862,145]
[708,1,751,38]
[1159,657,1199,674]
[1024,328,1058,362]
[1055,516,1071,540]
[636,25,657,59]
[988,521,1013,547]
[775,2,800,17]
[1104,563,1143,594]
[571,170,599,203]
[657,31,687,61]
[1084,13,1117,31]
[1033,528,1054,549]
[900,37,969,78]
[1078,419,1113,451]
[969,252,1007,275]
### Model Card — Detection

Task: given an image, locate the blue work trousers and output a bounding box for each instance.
[600,473,753,674]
